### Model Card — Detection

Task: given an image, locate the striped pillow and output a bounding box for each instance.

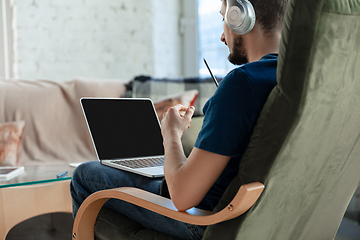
[0,121,25,166]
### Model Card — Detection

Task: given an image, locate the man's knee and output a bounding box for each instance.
[70,161,98,195]
[73,161,99,177]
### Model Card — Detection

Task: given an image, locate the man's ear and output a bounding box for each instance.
[225,0,256,35]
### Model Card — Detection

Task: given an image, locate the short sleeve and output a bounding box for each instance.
[194,68,262,157]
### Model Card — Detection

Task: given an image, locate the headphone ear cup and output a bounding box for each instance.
[225,0,256,35]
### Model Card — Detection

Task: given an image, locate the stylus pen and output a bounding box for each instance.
[57,171,68,178]
[203,58,219,87]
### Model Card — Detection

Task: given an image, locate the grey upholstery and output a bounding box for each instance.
[94,0,360,239]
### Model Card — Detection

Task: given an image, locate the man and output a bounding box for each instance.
[70,0,288,239]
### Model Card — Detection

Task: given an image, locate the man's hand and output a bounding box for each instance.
[160,104,195,142]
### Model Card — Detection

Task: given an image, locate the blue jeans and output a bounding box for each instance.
[70,161,206,240]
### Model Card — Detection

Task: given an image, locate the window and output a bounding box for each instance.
[0,0,13,79]
[197,0,234,78]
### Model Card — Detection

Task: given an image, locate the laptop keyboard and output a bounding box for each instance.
[111,157,164,169]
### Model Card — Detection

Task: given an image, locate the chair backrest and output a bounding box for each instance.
[203,0,360,239]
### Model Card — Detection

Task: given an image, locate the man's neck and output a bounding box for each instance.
[243,28,281,63]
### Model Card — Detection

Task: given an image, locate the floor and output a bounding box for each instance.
[335,217,360,240]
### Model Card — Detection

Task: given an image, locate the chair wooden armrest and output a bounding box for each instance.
[72,182,264,240]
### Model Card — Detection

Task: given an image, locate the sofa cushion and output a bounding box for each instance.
[181,116,203,157]
[0,79,127,165]
[154,90,198,121]
[132,77,217,116]
[0,121,25,166]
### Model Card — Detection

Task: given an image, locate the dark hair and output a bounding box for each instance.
[223,0,288,34]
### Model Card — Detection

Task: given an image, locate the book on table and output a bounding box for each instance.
[0,166,25,180]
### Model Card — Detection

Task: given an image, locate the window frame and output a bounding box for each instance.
[0,0,14,79]
[180,0,199,78]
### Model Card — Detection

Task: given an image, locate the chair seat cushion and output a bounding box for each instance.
[94,208,180,240]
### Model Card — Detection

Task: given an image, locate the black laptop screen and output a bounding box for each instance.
[81,98,164,160]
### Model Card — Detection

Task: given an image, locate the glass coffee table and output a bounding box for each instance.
[0,164,81,240]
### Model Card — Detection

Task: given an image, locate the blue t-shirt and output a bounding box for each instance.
[194,54,278,211]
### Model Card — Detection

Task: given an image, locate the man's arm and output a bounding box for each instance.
[161,105,231,212]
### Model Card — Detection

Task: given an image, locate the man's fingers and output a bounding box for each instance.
[170,104,188,112]
[184,106,195,119]
[167,105,194,120]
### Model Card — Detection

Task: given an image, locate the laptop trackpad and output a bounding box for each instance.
[139,166,164,177]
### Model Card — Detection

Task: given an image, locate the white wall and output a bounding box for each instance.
[152,0,182,78]
[11,0,183,81]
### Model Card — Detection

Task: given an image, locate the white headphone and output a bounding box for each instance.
[225,0,256,35]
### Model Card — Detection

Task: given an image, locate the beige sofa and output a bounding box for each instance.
[0,79,128,166]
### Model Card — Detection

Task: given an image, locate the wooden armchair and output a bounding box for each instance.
[72,182,264,240]
[73,0,360,239]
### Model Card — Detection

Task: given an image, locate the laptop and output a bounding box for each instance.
[80,98,165,178]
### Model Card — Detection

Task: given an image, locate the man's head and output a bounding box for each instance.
[220,0,288,65]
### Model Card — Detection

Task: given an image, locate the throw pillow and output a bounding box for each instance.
[0,121,25,166]
[154,90,199,121]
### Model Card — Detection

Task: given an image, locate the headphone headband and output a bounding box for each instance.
[225,0,256,35]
